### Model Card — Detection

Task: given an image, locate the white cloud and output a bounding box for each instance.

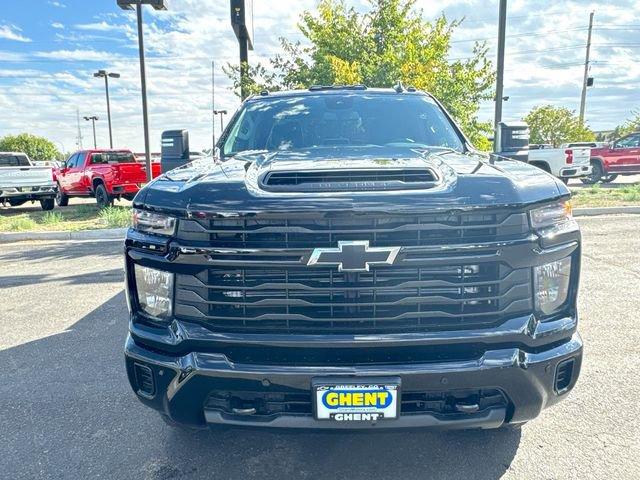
[74,21,130,33]
[0,24,31,43]
[51,22,65,30]
[48,1,66,7]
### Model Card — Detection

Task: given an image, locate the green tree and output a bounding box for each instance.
[225,0,495,148]
[606,110,640,140]
[0,133,60,161]
[524,105,595,147]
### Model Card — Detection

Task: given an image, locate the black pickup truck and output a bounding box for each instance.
[124,87,582,430]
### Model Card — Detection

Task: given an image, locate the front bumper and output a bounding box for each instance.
[124,319,583,430]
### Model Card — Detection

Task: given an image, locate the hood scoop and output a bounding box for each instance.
[260,167,440,192]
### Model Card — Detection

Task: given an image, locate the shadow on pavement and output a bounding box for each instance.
[1,292,521,480]
[0,269,123,288]
[0,239,122,263]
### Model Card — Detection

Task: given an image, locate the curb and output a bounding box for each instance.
[573,206,640,217]
[0,227,127,244]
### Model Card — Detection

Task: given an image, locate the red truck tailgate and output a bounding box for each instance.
[114,162,148,184]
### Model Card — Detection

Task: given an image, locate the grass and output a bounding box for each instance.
[98,206,132,228]
[0,201,132,232]
[571,182,640,208]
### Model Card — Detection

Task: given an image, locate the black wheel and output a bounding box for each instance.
[95,183,113,208]
[580,160,603,184]
[55,185,69,207]
[601,173,618,183]
[40,198,55,211]
[8,199,26,207]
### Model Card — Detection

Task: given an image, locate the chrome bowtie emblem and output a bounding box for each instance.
[307,241,400,272]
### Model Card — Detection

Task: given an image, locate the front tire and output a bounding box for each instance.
[40,198,55,211]
[56,185,69,207]
[95,184,113,208]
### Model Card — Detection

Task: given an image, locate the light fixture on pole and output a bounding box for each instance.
[93,70,119,149]
[117,0,167,182]
[214,110,228,136]
[83,116,99,149]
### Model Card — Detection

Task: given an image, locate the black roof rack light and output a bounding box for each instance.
[308,84,368,91]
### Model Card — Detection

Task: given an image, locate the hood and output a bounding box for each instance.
[137,146,567,216]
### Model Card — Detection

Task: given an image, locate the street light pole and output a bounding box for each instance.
[493,0,507,153]
[93,70,120,149]
[136,3,152,182]
[118,0,167,182]
[84,116,99,148]
[214,110,228,137]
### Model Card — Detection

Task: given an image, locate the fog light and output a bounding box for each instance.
[534,256,572,315]
[134,265,173,320]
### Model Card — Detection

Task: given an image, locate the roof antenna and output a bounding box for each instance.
[393,81,405,93]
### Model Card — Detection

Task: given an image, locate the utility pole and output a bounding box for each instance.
[493,0,507,153]
[579,11,595,125]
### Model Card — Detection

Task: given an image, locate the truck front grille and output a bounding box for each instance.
[173,211,532,335]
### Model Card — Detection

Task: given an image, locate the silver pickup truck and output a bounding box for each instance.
[0,152,57,210]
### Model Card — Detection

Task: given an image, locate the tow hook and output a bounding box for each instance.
[455,403,480,413]
[232,407,257,416]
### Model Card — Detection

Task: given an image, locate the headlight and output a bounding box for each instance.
[534,256,572,316]
[530,200,573,230]
[132,209,176,236]
[134,265,174,320]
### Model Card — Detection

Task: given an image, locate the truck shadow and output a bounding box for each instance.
[1,291,521,480]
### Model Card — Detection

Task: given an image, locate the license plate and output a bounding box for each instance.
[313,378,400,422]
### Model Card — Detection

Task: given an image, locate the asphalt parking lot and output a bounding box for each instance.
[1,215,639,479]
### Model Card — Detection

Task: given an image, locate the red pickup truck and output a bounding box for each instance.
[55,149,161,207]
[582,132,640,184]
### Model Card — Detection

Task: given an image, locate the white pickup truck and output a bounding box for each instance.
[527,144,592,184]
[0,152,57,210]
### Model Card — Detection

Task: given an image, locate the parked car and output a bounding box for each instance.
[55,149,161,207]
[528,144,591,184]
[0,152,56,210]
[581,132,640,184]
[124,86,582,431]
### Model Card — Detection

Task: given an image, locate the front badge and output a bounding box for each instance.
[307,240,400,272]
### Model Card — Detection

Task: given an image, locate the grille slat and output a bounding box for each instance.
[174,211,532,334]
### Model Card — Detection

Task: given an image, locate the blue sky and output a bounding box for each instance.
[1,0,639,153]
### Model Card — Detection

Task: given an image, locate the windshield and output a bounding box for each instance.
[222,93,465,157]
